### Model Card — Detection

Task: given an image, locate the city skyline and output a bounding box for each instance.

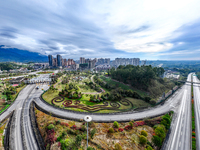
[0,0,200,60]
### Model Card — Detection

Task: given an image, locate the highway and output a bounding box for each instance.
[22,84,49,150]
[192,74,200,150]
[162,73,192,150]
[0,85,35,123]
[9,84,35,150]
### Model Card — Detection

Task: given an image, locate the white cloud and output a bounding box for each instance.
[0,0,200,59]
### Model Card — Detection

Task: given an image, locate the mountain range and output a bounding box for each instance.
[0,45,48,62]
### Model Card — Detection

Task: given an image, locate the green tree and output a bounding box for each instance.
[152,135,162,147]
[139,135,147,145]
[113,121,119,128]
[141,130,148,137]
[75,135,82,147]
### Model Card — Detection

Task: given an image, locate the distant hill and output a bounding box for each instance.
[0,45,48,62]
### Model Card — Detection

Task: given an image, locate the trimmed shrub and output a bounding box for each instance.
[114,143,122,150]
[129,122,133,127]
[75,135,82,147]
[141,130,148,137]
[47,124,54,130]
[155,126,166,140]
[113,121,119,128]
[139,135,147,145]
[108,128,114,133]
[118,128,124,132]
[152,135,162,147]
[161,115,171,129]
[124,125,133,130]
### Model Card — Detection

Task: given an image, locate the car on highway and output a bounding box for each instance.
[36,86,39,89]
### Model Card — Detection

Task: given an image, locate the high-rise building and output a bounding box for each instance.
[88,59,96,69]
[85,58,90,64]
[48,55,53,66]
[57,55,62,67]
[112,58,140,67]
[64,59,68,66]
[105,58,110,65]
[53,58,57,67]
[80,57,85,64]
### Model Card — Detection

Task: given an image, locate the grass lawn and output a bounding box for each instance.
[100,76,147,97]
[78,84,98,93]
[125,97,151,108]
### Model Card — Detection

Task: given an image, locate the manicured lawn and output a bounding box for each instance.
[125,97,151,108]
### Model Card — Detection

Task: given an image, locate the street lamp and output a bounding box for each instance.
[84,115,92,149]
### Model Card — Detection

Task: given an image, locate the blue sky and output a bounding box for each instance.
[0,0,200,60]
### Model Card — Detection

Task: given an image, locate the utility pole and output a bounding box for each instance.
[84,115,92,149]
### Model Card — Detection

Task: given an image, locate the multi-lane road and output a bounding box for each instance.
[0,73,198,150]
[162,73,192,150]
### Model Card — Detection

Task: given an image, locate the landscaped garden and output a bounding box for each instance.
[35,108,173,150]
[42,72,151,113]
[0,80,26,114]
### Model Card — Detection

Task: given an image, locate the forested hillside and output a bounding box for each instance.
[107,65,175,99]
[108,65,164,90]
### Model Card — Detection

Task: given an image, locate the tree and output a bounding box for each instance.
[152,135,162,147]
[113,121,119,128]
[155,125,166,140]
[75,135,82,147]
[139,135,147,145]
[141,130,148,137]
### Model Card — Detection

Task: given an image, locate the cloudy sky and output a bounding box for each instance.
[1,0,200,60]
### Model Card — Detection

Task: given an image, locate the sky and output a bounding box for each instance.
[0,0,200,60]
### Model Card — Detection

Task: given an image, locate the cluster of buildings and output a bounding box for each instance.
[80,57,98,69]
[163,70,180,79]
[0,68,31,74]
[48,55,143,71]
[48,55,77,69]
[80,57,111,70]
[111,58,140,67]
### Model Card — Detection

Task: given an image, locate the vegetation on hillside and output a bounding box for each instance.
[35,108,173,150]
[106,65,176,100]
